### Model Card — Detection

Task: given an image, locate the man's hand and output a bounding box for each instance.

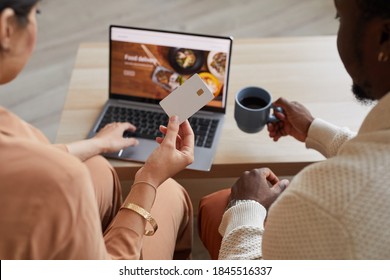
[268,98,314,142]
[229,168,289,210]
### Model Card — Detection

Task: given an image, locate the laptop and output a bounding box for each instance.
[87,25,233,171]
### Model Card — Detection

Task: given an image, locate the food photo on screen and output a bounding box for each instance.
[110,40,227,108]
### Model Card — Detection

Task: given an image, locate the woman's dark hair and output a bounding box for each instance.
[0,0,40,25]
[357,0,390,21]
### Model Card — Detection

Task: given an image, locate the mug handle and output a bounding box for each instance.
[268,106,284,123]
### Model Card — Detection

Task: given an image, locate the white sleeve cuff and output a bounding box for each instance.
[219,201,267,237]
[305,118,355,158]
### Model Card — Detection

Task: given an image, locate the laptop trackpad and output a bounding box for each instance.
[119,139,158,162]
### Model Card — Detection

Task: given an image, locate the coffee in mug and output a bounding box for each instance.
[234,86,279,133]
[239,96,268,109]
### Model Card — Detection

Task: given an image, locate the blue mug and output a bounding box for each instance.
[234,86,280,133]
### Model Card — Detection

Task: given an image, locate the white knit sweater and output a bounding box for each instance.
[218,93,390,260]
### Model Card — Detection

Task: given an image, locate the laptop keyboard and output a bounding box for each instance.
[96,106,219,148]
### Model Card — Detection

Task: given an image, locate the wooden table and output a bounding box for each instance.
[56,36,371,180]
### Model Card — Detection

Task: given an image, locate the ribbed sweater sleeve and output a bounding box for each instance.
[305,118,356,158]
[218,201,267,260]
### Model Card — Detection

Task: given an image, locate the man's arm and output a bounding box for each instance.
[305,118,356,158]
[268,98,356,158]
[217,168,289,260]
[218,201,266,260]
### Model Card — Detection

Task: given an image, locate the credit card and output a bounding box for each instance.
[159,74,214,124]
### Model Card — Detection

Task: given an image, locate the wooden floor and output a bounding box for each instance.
[0,0,338,259]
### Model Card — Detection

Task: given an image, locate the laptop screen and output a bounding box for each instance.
[109,26,233,113]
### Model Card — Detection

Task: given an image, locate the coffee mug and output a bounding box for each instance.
[234,86,280,133]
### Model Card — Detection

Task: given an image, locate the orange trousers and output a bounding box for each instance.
[85,155,193,260]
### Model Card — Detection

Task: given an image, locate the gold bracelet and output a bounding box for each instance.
[132,181,157,193]
[121,203,158,236]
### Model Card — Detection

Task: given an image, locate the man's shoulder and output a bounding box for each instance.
[286,138,390,213]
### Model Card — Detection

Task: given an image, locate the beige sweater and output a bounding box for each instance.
[219,93,390,260]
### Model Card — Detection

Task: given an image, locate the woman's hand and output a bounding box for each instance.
[66,122,139,162]
[229,168,289,210]
[93,122,139,153]
[135,116,194,187]
[268,98,315,142]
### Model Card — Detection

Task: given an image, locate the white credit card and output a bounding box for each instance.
[159,74,214,124]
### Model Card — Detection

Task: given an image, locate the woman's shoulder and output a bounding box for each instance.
[0,107,50,143]
[1,136,92,195]
[0,137,99,259]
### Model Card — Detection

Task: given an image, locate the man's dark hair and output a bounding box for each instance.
[356,0,390,20]
[0,0,40,25]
